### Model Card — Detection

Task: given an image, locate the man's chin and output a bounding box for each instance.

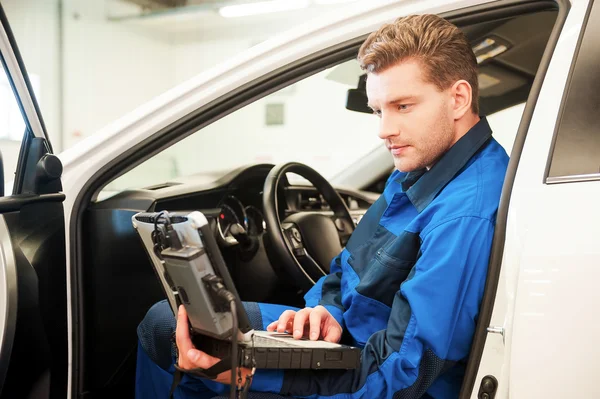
[394,160,422,173]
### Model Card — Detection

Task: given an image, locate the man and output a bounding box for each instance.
[136,14,509,399]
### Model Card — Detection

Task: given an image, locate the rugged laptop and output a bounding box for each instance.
[132,210,360,370]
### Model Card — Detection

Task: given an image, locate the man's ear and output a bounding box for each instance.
[451,80,473,120]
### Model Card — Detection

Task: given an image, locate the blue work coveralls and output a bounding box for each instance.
[136,117,509,398]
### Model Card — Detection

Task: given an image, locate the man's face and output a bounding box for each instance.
[366,59,456,172]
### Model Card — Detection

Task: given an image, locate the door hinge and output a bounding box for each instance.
[486,326,504,336]
[487,325,505,344]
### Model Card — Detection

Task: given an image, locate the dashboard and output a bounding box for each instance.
[215,194,265,245]
[87,163,376,304]
[97,163,375,246]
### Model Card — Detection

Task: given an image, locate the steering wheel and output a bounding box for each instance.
[263,163,355,291]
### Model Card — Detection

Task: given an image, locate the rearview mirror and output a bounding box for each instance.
[345,74,372,114]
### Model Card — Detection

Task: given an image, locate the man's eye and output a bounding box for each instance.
[372,110,382,117]
[398,104,411,111]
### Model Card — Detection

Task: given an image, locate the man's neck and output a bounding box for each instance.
[452,113,481,146]
[426,113,481,171]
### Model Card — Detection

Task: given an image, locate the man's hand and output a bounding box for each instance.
[175,305,251,386]
[266,305,342,343]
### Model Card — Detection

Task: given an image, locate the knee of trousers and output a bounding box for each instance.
[137,299,177,370]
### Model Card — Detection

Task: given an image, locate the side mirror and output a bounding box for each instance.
[345,74,372,114]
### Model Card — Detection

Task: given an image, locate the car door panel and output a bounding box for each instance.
[0,4,66,399]
[0,215,17,393]
[1,203,67,399]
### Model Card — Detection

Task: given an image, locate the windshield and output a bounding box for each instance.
[100,54,525,200]
[102,60,382,194]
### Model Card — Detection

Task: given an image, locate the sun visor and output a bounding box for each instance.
[478,64,528,97]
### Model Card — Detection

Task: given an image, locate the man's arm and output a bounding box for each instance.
[262,215,495,398]
[302,254,346,329]
[301,170,401,329]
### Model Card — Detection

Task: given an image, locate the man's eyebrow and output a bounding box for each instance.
[388,95,417,104]
[368,95,417,109]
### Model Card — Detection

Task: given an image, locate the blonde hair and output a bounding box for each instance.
[358,14,479,114]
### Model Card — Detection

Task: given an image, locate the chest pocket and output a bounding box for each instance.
[354,231,421,307]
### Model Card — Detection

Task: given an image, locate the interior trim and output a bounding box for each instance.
[0,215,18,395]
[0,193,66,213]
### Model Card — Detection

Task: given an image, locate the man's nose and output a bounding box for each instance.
[378,114,399,140]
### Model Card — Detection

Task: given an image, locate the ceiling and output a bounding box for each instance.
[119,0,255,11]
[108,0,361,35]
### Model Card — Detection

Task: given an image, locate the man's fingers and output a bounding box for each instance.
[277,310,296,333]
[313,306,342,343]
[308,310,323,341]
[175,305,192,352]
[292,308,311,339]
[175,305,195,367]
[186,347,219,369]
[323,323,342,343]
[268,320,293,332]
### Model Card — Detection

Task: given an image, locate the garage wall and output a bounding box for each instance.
[61,0,176,149]
[173,38,251,84]
[1,0,176,150]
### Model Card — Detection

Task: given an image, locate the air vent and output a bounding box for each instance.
[134,214,188,224]
[297,191,329,211]
[295,191,372,211]
[343,195,371,210]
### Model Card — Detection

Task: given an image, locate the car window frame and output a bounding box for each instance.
[544,0,600,184]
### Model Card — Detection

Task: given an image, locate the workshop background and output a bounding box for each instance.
[0,0,523,193]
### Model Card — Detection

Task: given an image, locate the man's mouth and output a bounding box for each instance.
[388,145,409,156]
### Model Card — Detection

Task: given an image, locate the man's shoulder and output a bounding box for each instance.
[456,136,509,189]
[425,138,509,223]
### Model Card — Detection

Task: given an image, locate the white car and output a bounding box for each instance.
[0,0,597,398]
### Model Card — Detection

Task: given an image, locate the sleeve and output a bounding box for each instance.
[301,169,400,329]
[273,216,495,398]
[303,253,345,329]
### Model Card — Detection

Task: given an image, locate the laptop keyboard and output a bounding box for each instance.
[250,334,307,348]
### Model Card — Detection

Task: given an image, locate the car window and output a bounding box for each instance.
[100,59,381,197]
[547,2,600,181]
[0,62,31,195]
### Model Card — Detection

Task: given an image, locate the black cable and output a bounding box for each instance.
[153,211,174,255]
[204,277,240,398]
[154,210,171,232]
[152,211,166,257]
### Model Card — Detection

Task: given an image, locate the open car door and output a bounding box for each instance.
[0,4,67,399]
